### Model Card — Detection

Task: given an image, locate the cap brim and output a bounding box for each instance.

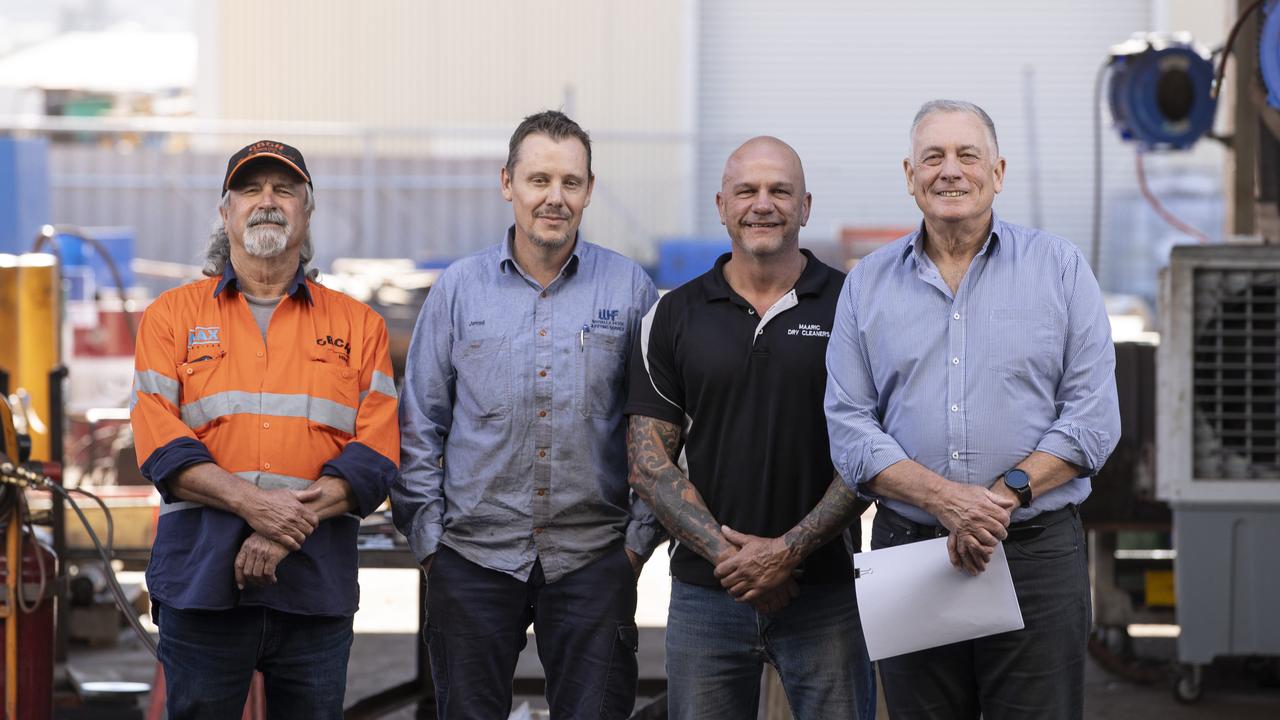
[224,153,311,191]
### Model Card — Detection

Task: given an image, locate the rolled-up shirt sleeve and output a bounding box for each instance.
[391,276,456,562]
[824,269,909,491]
[1034,249,1121,474]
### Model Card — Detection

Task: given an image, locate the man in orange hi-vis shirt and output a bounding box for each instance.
[129,140,399,720]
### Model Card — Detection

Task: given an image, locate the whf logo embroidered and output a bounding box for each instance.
[597,308,620,322]
[188,326,221,347]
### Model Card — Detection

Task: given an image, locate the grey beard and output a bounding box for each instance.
[244,223,289,258]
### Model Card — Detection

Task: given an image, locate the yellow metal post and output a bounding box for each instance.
[0,255,17,381]
[15,254,59,462]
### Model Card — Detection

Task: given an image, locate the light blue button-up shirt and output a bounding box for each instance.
[393,229,662,582]
[825,215,1120,525]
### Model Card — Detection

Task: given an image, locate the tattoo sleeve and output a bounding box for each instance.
[781,474,869,560]
[626,415,734,564]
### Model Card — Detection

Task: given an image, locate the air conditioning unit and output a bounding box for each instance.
[1159,245,1280,500]
[1157,244,1280,702]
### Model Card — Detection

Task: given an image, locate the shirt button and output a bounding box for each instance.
[538,410,547,417]
[539,369,548,377]
[540,291,547,298]
[950,452,959,460]
[533,527,543,534]
[185,367,194,375]
[952,313,961,320]
[538,449,547,458]
[747,308,755,315]
[263,422,271,429]
[952,357,960,365]
[536,489,547,496]
[263,462,271,470]
[538,328,547,337]
[951,405,958,413]
[257,351,264,358]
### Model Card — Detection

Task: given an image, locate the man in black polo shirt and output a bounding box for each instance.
[626,136,874,720]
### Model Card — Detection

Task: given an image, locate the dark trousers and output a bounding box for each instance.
[870,505,1091,720]
[156,604,353,720]
[425,545,639,719]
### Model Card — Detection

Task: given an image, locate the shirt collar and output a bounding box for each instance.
[213,262,313,304]
[497,225,583,278]
[901,212,1004,265]
[703,248,826,302]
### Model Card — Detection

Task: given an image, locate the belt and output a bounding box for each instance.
[877,503,1077,543]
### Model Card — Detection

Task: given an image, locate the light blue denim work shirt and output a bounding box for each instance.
[393,229,662,582]
[824,214,1121,525]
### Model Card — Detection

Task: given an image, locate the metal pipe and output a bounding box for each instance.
[4,503,20,719]
[48,366,68,664]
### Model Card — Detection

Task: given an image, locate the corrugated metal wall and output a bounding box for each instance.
[695,0,1162,253]
[204,0,695,263]
[46,139,509,270]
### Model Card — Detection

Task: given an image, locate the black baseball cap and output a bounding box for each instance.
[223,140,312,192]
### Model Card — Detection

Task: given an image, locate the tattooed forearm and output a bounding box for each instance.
[781,474,869,560]
[627,415,734,564]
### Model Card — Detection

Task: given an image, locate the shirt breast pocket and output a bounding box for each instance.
[985,308,1061,379]
[309,355,361,435]
[576,331,626,419]
[453,335,512,421]
[177,351,226,403]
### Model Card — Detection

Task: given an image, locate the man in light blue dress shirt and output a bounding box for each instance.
[393,111,662,719]
[825,99,1120,719]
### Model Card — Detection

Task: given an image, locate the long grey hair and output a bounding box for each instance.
[203,185,318,279]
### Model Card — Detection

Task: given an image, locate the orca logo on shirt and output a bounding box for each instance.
[316,335,350,351]
[188,326,221,347]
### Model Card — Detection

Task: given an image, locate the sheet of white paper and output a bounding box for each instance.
[856,537,1024,661]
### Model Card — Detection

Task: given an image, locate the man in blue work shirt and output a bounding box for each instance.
[825,99,1121,719]
[393,110,662,719]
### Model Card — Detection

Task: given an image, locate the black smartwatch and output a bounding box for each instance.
[1003,468,1032,508]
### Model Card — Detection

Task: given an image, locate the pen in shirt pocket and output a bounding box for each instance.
[580,323,590,351]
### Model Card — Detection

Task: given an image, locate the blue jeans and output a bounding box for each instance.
[425,545,639,719]
[156,604,354,720]
[665,580,875,720]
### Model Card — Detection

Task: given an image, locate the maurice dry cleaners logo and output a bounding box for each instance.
[787,323,830,338]
[188,326,221,347]
[591,307,624,332]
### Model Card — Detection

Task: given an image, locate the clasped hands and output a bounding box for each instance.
[233,484,324,589]
[938,482,1020,576]
[712,527,801,614]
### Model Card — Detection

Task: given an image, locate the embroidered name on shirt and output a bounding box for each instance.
[187,326,221,347]
[468,320,485,327]
[787,324,830,338]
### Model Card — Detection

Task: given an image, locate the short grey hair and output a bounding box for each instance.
[908,99,1000,157]
[203,184,317,277]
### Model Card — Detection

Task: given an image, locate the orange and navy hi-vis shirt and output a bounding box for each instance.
[130,263,399,617]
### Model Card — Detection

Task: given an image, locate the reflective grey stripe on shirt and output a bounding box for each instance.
[180,391,357,434]
[359,370,398,404]
[131,370,180,409]
[159,471,359,520]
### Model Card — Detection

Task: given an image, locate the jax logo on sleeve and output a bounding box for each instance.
[187,326,221,347]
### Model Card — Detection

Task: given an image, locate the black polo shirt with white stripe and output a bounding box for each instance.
[625,249,854,589]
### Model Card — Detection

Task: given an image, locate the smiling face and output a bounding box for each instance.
[716,137,812,258]
[220,163,310,262]
[904,110,1005,230]
[501,132,594,253]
